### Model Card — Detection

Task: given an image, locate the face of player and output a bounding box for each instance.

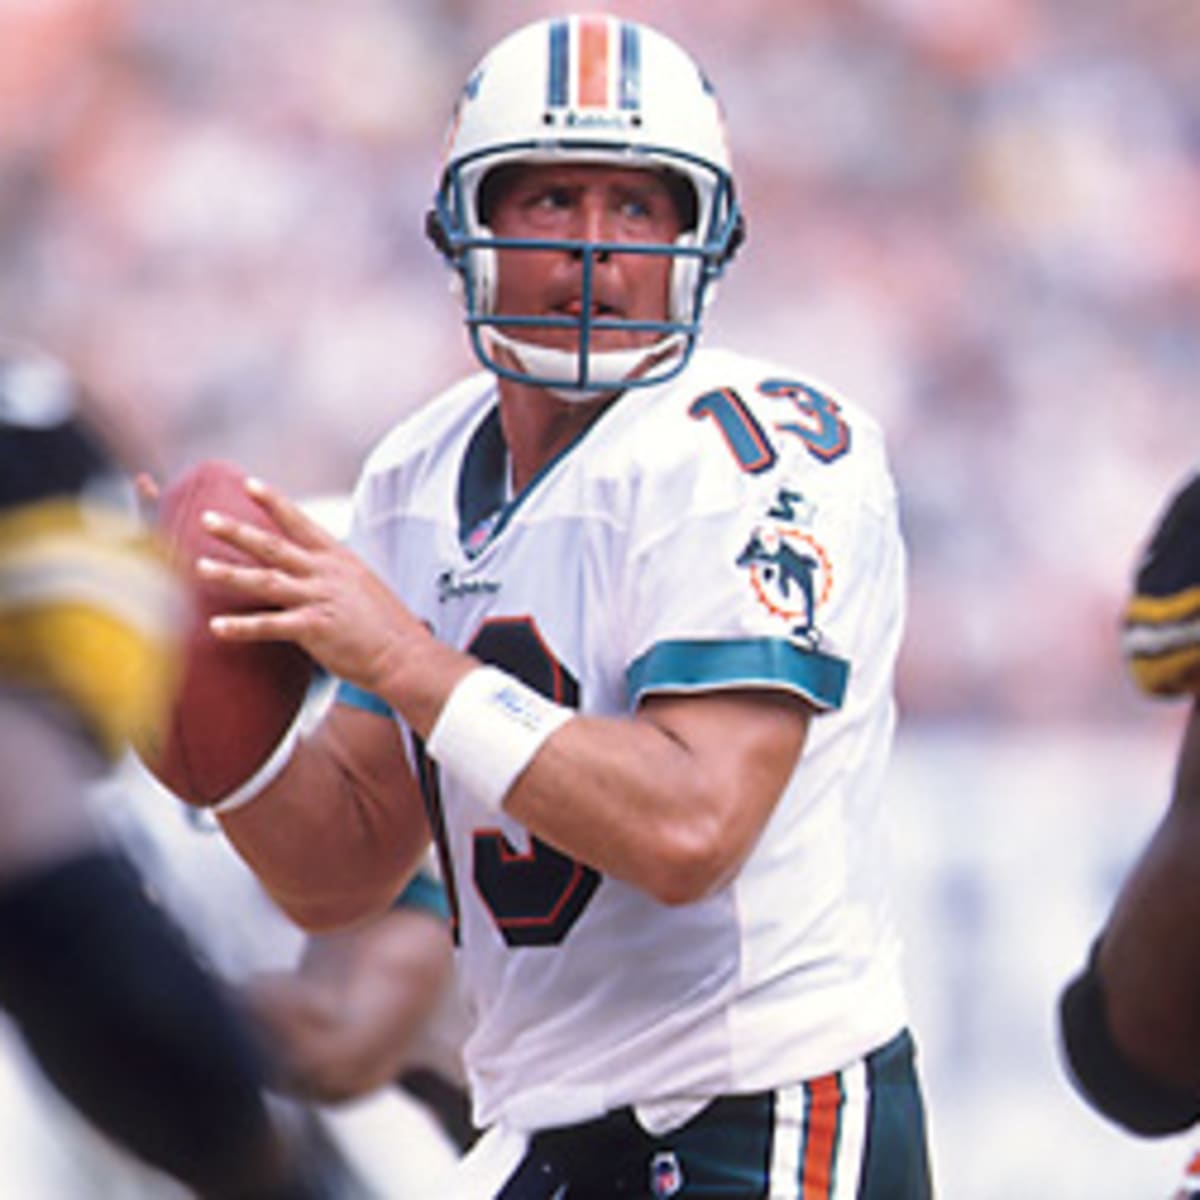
[486,163,685,357]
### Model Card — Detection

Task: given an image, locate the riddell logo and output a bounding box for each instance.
[552,110,635,130]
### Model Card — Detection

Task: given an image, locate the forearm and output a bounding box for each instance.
[219,732,429,932]
[243,974,367,1101]
[1175,697,1200,804]
[424,675,807,905]
[1060,940,1200,1135]
[245,915,451,1103]
[505,711,722,902]
[1097,815,1200,1087]
[1097,699,1200,1088]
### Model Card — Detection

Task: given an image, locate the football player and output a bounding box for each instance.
[242,862,475,1151]
[0,342,321,1198]
[171,15,933,1197]
[1060,471,1200,1159]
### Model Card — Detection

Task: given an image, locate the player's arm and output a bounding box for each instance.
[501,686,811,904]
[218,700,433,932]
[243,666,807,909]
[242,900,453,1103]
[200,478,812,906]
[1060,473,1200,1133]
[1102,698,1200,1067]
[1060,700,1200,1133]
[1100,699,1200,1077]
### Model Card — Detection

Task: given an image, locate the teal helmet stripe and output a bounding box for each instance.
[618,20,641,111]
[546,18,568,109]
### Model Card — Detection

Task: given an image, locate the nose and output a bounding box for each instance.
[569,194,613,263]
[571,245,612,264]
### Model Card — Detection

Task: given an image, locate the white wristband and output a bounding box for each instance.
[426,666,574,812]
[211,720,301,816]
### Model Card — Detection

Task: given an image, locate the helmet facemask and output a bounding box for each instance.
[426,16,744,400]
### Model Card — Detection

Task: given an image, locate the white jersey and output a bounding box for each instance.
[340,346,910,1133]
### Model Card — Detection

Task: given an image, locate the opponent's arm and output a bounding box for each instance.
[1059,471,1200,1134]
[200,478,811,907]
[1095,699,1200,1082]
[243,902,453,1103]
[1097,471,1200,1092]
[1059,700,1200,1134]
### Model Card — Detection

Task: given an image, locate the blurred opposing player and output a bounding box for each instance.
[0,340,320,1198]
[244,863,474,1150]
[156,15,932,1197]
[1059,469,1200,1192]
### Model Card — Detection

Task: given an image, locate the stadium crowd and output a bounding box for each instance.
[2,0,1197,727]
[3,3,1200,1197]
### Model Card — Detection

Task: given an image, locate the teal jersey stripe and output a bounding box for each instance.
[627,637,849,711]
[336,679,392,717]
[393,871,450,922]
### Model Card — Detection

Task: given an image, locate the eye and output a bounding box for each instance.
[619,194,653,221]
[530,186,574,213]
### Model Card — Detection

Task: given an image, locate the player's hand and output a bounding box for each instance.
[195,477,427,698]
[134,471,161,510]
[1121,471,1200,697]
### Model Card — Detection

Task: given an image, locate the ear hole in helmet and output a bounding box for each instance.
[662,171,698,232]
[477,164,521,226]
[424,207,453,258]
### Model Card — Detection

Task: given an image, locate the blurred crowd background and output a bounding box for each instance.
[4,0,1197,729]
[3,1,1200,1196]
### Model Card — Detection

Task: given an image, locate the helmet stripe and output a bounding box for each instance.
[576,14,611,108]
[547,18,569,109]
[546,16,640,115]
[618,20,641,111]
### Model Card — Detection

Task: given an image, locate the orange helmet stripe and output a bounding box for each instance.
[575,15,611,108]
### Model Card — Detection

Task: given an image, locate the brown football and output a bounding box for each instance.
[139,459,312,807]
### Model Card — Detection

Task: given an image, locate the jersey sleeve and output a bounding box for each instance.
[391,867,451,922]
[618,376,903,717]
[1121,469,1200,697]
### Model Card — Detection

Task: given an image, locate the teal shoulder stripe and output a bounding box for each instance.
[392,871,450,921]
[626,637,849,711]
[335,680,392,717]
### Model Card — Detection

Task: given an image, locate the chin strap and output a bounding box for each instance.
[484,329,685,403]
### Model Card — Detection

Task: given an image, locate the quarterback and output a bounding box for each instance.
[191,15,933,1197]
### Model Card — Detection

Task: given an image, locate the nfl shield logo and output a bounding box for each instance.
[649,1149,684,1198]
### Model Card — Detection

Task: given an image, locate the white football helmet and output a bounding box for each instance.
[426,14,744,398]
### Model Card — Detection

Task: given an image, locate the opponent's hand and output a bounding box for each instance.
[194,477,427,699]
[134,471,161,512]
[1121,471,1200,697]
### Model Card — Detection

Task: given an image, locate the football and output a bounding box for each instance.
[139,459,313,807]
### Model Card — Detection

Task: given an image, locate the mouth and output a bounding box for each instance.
[557,297,620,321]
